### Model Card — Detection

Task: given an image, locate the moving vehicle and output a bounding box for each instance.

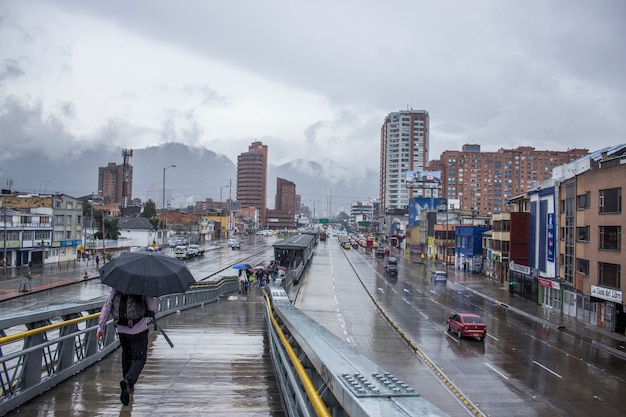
[431,270,447,283]
[230,239,240,250]
[343,241,351,249]
[385,257,398,277]
[174,244,204,259]
[447,312,487,341]
[375,248,386,258]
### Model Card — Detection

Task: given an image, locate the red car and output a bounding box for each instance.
[447,312,487,341]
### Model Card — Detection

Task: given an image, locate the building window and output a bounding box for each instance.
[576,258,589,276]
[576,226,590,242]
[576,192,590,210]
[599,226,621,251]
[560,227,565,240]
[599,188,622,214]
[598,262,620,289]
[55,215,64,225]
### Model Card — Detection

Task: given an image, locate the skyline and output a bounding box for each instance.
[1,1,625,195]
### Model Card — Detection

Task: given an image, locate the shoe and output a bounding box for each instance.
[120,379,130,405]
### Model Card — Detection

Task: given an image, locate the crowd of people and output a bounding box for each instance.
[238,261,283,294]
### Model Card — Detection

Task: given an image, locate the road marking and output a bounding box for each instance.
[533,360,563,378]
[419,312,428,320]
[487,333,499,341]
[485,362,509,380]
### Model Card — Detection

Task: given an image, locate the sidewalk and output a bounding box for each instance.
[0,262,98,302]
[443,264,626,359]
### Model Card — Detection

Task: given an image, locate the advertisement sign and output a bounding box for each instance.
[547,213,555,262]
[406,170,442,184]
[591,285,623,303]
[408,197,444,228]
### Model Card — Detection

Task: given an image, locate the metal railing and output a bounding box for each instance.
[1,274,451,417]
[0,277,238,416]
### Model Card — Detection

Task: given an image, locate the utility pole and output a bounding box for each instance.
[162,165,176,246]
[102,210,106,264]
[2,203,7,274]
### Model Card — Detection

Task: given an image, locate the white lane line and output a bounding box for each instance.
[487,333,499,341]
[533,360,563,379]
[485,362,509,380]
[419,312,428,320]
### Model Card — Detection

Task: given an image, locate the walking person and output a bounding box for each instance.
[238,270,247,294]
[96,288,157,406]
[95,255,100,269]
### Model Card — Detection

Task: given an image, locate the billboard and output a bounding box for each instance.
[406,170,442,184]
[408,197,444,228]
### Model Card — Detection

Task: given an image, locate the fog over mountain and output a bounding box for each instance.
[2,143,378,216]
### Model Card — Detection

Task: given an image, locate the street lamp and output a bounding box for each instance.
[162,165,176,246]
[220,185,230,239]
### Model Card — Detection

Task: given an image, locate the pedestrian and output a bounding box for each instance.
[96,288,156,406]
[95,255,100,268]
[238,271,247,294]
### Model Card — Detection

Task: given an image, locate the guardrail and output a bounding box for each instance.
[1,274,451,417]
[263,284,451,417]
[0,277,238,416]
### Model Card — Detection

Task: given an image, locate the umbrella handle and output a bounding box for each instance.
[150,318,174,348]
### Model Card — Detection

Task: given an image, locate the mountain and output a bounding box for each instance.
[1,143,378,215]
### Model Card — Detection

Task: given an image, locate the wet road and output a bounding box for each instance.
[3,235,625,416]
[338,242,626,417]
[0,236,274,316]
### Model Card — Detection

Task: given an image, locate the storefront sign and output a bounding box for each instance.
[547,213,555,262]
[538,278,560,290]
[591,285,623,303]
[509,261,530,275]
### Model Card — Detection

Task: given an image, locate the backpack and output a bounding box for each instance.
[112,292,147,328]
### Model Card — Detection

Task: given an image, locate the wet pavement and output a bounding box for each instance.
[2,245,625,416]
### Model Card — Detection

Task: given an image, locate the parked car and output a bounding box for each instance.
[431,270,447,283]
[447,312,487,341]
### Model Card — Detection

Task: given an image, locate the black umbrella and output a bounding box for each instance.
[99,252,196,297]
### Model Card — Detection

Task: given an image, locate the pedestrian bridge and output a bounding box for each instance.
[0,276,457,417]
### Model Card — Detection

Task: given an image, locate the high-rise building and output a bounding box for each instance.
[236,141,268,229]
[266,178,297,229]
[435,145,588,216]
[98,162,133,205]
[379,110,429,214]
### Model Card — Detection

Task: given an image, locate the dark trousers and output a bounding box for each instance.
[118,329,149,387]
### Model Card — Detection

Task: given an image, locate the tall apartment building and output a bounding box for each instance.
[98,162,133,205]
[266,178,297,229]
[435,145,588,216]
[236,141,268,229]
[379,110,429,214]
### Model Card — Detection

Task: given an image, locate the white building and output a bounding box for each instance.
[380,109,429,213]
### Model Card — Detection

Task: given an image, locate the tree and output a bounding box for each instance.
[142,199,157,219]
[140,199,160,229]
[93,209,121,240]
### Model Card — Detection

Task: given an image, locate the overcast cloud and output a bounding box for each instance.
[1,1,625,185]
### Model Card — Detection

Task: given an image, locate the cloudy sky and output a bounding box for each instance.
[1,1,625,184]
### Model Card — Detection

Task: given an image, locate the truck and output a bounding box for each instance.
[174,244,204,260]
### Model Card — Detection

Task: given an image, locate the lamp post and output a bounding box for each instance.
[220,185,229,239]
[162,165,176,246]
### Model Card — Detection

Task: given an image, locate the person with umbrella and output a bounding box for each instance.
[96,289,156,406]
[96,252,196,406]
